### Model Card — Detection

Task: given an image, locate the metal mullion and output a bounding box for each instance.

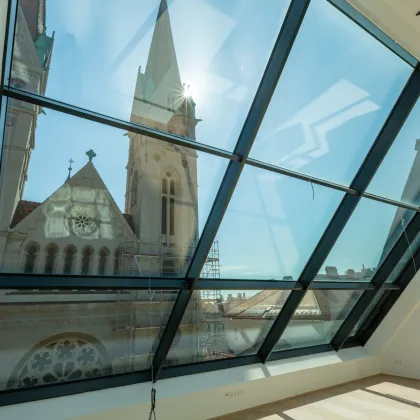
[327,0,418,68]
[159,354,260,380]
[310,281,374,290]
[245,157,357,195]
[0,273,186,290]
[1,0,17,88]
[151,288,191,381]
[331,212,420,350]
[381,284,400,291]
[152,0,312,380]
[268,343,333,362]
[4,91,420,217]
[0,0,16,157]
[1,86,239,162]
[358,246,420,346]
[196,279,303,290]
[362,192,420,214]
[257,289,306,362]
[257,66,420,363]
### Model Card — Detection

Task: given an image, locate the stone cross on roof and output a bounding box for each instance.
[86,149,96,162]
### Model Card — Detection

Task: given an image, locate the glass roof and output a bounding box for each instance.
[0,0,419,404]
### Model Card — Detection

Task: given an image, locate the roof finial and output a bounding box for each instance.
[67,158,74,180]
[86,149,96,163]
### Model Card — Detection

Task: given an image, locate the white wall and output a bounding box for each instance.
[366,270,420,379]
[346,0,420,60]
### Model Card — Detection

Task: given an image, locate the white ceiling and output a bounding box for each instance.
[346,0,420,60]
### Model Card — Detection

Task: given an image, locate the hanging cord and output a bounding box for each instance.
[146,137,157,420]
[401,217,417,273]
[149,387,156,420]
[308,179,315,200]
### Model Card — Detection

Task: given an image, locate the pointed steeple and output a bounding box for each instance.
[145,0,182,95]
[131,0,200,136]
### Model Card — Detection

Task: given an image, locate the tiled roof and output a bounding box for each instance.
[10,200,40,228]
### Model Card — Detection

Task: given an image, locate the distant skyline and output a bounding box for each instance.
[18,0,419,277]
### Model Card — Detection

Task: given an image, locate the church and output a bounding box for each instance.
[0,0,204,390]
[0,0,200,279]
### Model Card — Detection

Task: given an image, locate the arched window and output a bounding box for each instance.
[81,247,93,275]
[63,245,76,275]
[161,172,176,245]
[24,242,39,273]
[98,247,110,276]
[44,243,58,274]
[114,248,122,275]
[130,171,138,209]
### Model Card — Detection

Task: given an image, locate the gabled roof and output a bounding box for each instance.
[11,162,135,237]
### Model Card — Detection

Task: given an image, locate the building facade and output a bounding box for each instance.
[0,0,202,390]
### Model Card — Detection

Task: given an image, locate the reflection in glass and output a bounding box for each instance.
[11,0,291,151]
[316,199,415,282]
[275,290,362,350]
[207,165,343,280]
[250,0,410,185]
[367,99,420,206]
[0,289,178,390]
[165,290,290,365]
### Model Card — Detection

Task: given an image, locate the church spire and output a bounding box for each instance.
[145,0,182,95]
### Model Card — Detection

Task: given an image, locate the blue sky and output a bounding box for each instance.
[20,0,418,279]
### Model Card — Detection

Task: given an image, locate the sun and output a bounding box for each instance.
[183,82,194,98]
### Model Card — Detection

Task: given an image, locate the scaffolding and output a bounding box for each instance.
[199,241,227,360]
[115,240,188,277]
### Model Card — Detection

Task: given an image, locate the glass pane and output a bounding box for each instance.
[203,165,343,280]
[11,0,291,151]
[367,99,420,206]
[250,0,410,185]
[316,199,414,281]
[164,289,291,365]
[0,99,227,277]
[349,290,387,337]
[274,290,362,351]
[0,289,177,390]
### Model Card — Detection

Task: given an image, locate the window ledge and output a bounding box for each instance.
[0,347,379,420]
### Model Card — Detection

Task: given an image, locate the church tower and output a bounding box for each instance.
[125,0,200,276]
[0,1,53,232]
